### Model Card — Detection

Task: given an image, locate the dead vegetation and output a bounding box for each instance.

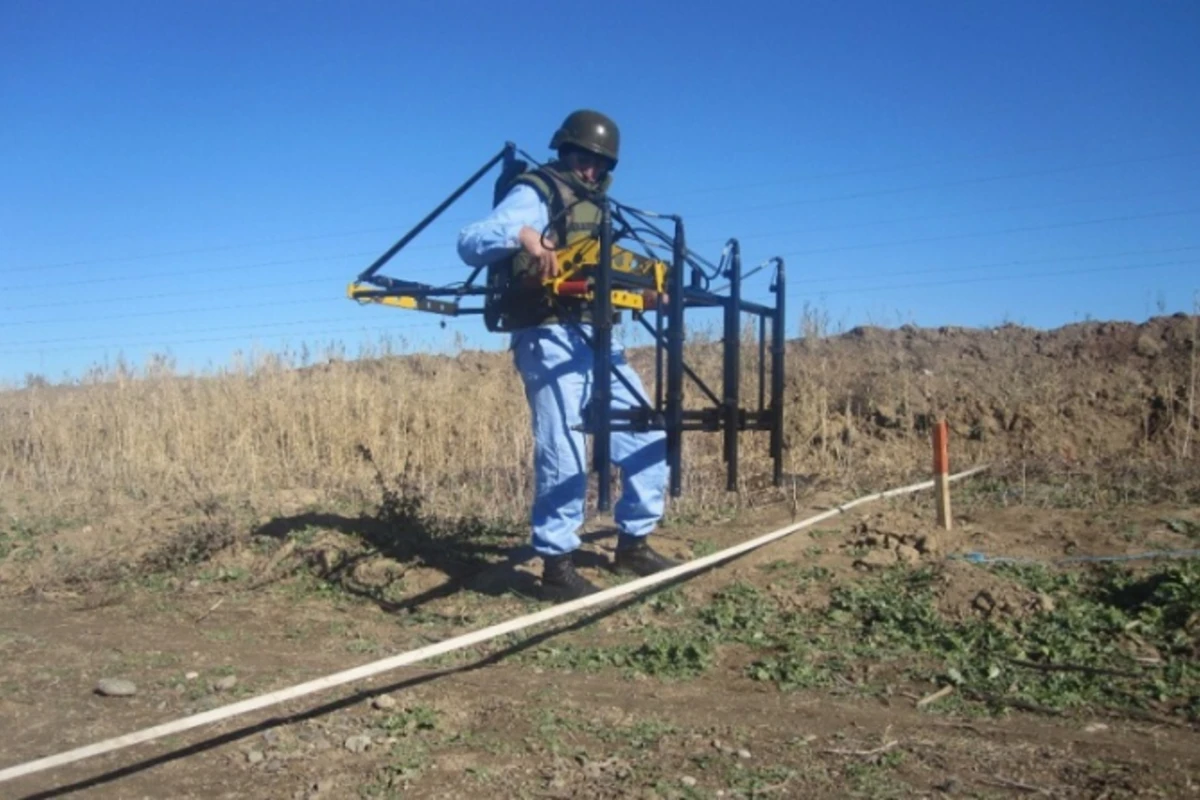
[1,314,1197,588]
[2,315,1196,517]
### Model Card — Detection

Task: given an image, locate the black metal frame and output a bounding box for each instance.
[352,144,786,510]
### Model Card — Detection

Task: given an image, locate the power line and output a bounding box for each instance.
[776,208,1200,258]
[7,257,1191,359]
[0,320,458,357]
[7,227,406,272]
[787,244,1200,285]
[16,131,1175,257]
[5,231,1199,330]
[1,315,393,348]
[788,258,1200,297]
[2,277,333,312]
[0,297,338,329]
[5,250,1194,349]
[686,151,1200,221]
[3,258,1193,361]
[0,251,376,293]
[4,181,1196,299]
[734,184,1197,242]
[6,149,1195,275]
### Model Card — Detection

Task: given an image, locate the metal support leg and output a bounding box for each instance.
[667,218,686,498]
[723,239,742,492]
[593,204,614,513]
[770,258,786,487]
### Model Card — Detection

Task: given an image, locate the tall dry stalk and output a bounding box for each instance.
[1184,297,1198,460]
[2,315,1197,523]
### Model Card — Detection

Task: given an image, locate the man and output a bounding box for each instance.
[457,109,677,602]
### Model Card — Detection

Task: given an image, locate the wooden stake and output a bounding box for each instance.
[933,420,951,530]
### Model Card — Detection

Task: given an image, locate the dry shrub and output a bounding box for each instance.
[1,315,1197,526]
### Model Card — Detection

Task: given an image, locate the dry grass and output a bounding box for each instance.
[1,313,1197,532]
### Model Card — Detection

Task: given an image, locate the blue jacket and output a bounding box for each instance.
[457,185,549,267]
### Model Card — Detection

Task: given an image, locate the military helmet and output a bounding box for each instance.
[550,109,620,167]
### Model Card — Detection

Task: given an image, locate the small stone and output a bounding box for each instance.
[895,544,921,565]
[95,678,137,697]
[262,729,282,747]
[681,776,697,787]
[246,749,265,765]
[737,748,752,760]
[1083,722,1109,733]
[344,734,372,754]
[213,675,238,692]
[185,671,199,680]
[972,590,997,616]
[264,759,284,774]
[371,695,397,711]
[1035,593,1056,613]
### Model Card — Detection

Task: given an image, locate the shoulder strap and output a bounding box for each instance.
[512,168,570,245]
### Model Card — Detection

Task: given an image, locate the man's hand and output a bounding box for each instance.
[641,290,669,310]
[518,226,559,281]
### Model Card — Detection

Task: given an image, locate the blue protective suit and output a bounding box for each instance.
[458,184,668,556]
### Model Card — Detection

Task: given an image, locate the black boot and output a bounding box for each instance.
[541,553,601,602]
[613,537,680,577]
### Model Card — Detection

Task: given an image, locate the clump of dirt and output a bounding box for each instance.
[844,518,944,570]
[929,559,1052,622]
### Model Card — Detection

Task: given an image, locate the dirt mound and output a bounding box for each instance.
[783,313,1198,473]
[930,559,1052,622]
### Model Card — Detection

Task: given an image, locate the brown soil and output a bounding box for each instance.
[1,317,1198,798]
[2,496,1199,799]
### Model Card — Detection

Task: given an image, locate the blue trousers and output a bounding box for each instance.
[512,324,668,556]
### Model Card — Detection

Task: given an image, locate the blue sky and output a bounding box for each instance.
[2,0,1198,384]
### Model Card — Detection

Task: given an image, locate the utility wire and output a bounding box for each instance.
[776,208,1200,258]
[685,150,1200,221]
[0,297,342,329]
[0,251,377,293]
[1,315,405,348]
[4,239,1197,330]
[3,277,334,312]
[785,257,1200,297]
[11,243,1195,319]
[2,255,1192,352]
[3,188,1197,298]
[18,131,1175,257]
[0,320,458,356]
[787,244,1200,286]
[6,149,1196,275]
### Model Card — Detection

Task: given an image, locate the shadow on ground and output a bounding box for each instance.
[253,508,616,615]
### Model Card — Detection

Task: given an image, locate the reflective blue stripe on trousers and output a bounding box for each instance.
[512,324,668,556]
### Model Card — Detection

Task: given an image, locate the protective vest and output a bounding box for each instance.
[483,163,609,332]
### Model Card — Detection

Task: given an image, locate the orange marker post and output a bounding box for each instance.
[933,420,951,530]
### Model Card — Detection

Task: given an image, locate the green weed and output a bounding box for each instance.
[379,705,439,737]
